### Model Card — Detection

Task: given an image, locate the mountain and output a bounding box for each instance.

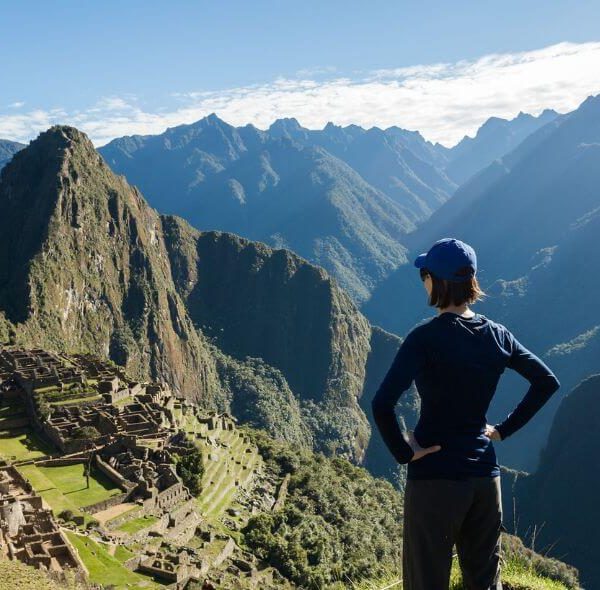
[100,116,418,303]
[444,109,559,185]
[98,111,558,304]
[0,139,25,169]
[0,126,221,404]
[505,374,600,589]
[268,118,457,220]
[0,125,392,462]
[363,94,600,471]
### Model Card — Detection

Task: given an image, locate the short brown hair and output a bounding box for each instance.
[427,266,487,309]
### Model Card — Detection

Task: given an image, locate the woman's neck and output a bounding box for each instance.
[438,304,474,318]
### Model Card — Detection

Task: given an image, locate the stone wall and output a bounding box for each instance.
[82,492,129,515]
[95,455,134,492]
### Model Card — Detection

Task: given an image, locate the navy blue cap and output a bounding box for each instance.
[414,238,477,282]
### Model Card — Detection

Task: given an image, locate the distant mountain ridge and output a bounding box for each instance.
[100,115,417,302]
[98,109,554,302]
[444,108,559,184]
[0,139,25,169]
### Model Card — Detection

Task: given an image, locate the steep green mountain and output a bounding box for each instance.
[0,126,221,404]
[0,125,387,462]
[505,374,600,589]
[0,138,25,169]
[161,216,373,460]
[100,115,413,303]
[364,94,600,471]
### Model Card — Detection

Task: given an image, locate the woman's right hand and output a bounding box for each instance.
[484,424,502,441]
[406,430,442,462]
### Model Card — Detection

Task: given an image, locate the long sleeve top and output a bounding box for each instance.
[371,311,560,479]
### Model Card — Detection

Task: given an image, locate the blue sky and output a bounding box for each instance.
[2,1,600,146]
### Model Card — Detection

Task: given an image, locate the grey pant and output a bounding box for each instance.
[402,476,504,590]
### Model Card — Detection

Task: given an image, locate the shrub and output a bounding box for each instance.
[58,509,74,522]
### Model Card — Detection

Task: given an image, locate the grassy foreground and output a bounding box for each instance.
[350,554,573,590]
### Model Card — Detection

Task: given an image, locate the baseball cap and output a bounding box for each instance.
[413,238,477,282]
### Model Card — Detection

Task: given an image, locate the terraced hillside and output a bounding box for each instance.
[173,404,262,520]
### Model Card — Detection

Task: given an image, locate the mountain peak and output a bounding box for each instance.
[269,117,304,133]
[20,125,103,170]
[35,125,95,150]
[578,93,600,112]
[191,112,229,129]
[540,108,559,117]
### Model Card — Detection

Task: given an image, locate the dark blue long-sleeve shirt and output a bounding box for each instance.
[371,311,560,479]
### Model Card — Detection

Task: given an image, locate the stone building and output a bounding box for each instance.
[0,467,85,579]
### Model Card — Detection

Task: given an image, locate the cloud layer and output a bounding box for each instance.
[2,41,600,147]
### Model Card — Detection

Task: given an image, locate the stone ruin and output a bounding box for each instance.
[0,466,85,579]
[138,542,200,583]
[43,392,172,453]
[98,435,191,514]
[0,346,266,588]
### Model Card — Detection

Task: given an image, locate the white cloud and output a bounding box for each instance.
[7,102,25,109]
[1,41,600,147]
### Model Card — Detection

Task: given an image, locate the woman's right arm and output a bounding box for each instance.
[371,329,424,464]
[494,331,561,440]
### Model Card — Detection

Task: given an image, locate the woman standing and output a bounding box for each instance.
[371,237,560,590]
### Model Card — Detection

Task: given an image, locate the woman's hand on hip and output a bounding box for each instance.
[406,430,442,462]
[484,424,502,441]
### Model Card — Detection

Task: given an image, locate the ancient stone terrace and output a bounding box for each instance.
[43,395,170,453]
[0,466,84,579]
[99,437,191,514]
[0,348,84,395]
[138,543,200,583]
[0,347,127,399]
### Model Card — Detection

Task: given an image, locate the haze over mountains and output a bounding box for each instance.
[93,108,555,303]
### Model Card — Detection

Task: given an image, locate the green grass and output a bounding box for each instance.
[17,463,121,524]
[106,504,141,525]
[113,544,134,563]
[65,531,161,589]
[49,393,102,406]
[0,429,54,460]
[33,385,60,394]
[116,514,159,534]
[450,556,570,589]
[347,555,571,590]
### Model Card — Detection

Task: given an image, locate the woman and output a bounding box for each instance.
[371,237,561,590]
